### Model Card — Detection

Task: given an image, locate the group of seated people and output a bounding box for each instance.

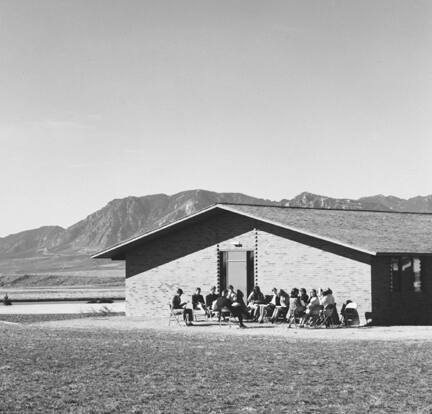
[171,286,247,327]
[171,285,342,328]
[246,286,339,326]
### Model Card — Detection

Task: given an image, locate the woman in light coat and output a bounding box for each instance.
[270,289,289,323]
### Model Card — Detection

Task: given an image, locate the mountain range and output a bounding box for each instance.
[1,189,432,275]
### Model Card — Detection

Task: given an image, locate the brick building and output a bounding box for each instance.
[93,203,432,325]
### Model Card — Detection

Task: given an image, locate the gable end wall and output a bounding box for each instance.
[125,214,371,319]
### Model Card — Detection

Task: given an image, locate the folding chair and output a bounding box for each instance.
[305,305,324,328]
[168,304,186,327]
[365,311,373,326]
[215,307,234,327]
[342,302,360,327]
[193,308,208,322]
[315,304,337,328]
[271,306,288,324]
[287,309,304,328]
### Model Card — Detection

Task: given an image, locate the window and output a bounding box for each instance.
[390,257,423,293]
[390,258,401,292]
[413,258,422,293]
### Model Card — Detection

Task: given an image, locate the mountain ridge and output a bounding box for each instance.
[1,189,432,274]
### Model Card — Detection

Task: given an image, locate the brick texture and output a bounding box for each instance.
[125,212,372,319]
[126,245,217,316]
[256,231,371,319]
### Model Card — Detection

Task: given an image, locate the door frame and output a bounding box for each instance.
[218,250,254,297]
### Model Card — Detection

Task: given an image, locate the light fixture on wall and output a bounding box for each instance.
[232,241,243,248]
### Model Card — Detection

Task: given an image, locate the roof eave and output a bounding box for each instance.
[91,204,224,260]
[93,203,382,260]
[375,252,432,256]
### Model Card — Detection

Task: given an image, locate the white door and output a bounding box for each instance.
[226,251,248,296]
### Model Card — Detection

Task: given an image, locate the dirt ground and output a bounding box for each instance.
[3,320,432,413]
[21,315,432,342]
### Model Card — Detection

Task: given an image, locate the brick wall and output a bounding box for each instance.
[125,213,372,319]
[125,213,255,316]
[256,231,371,319]
[126,229,256,317]
[126,245,218,316]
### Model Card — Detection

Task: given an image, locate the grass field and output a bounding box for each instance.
[1,321,432,413]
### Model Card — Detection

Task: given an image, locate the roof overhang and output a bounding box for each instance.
[92,204,224,260]
[375,252,432,256]
[92,203,378,261]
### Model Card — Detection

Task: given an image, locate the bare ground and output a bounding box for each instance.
[1,318,432,413]
[25,316,432,342]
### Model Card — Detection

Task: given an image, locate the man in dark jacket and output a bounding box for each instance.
[213,289,246,328]
[205,286,219,309]
[171,288,193,326]
[191,287,206,310]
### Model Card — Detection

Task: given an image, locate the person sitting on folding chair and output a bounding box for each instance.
[340,300,360,327]
[205,286,219,309]
[192,287,210,319]
[247,285,265,321]
[320,288,340,327]
[171,288,193,326]
[213,289,246,328]
[227,285,237,303]
[233,289,251,319]
[192,287,208,312]
[286,288,306,328]
[270,289,289,323]
[300,289,321,326]
[299,288,309,304]
[257,287,279,323]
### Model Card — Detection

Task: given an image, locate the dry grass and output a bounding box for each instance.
[1,324,432,413]
[0,313,124,324]
[0,273,123,287]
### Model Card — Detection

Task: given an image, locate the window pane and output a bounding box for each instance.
[401,257,413,291]
[413,258,422,293]
[228,251,246,262]
[390,258,401,292]
[401,257,413,273]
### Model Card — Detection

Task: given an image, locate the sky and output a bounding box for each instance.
[0,0,431,236]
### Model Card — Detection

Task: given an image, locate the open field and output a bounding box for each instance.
[0,272,124,288]
[1,318,432,413]
[0,273,124,300]
[1,287,125,301]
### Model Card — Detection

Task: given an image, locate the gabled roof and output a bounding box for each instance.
[93,203,432,260]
